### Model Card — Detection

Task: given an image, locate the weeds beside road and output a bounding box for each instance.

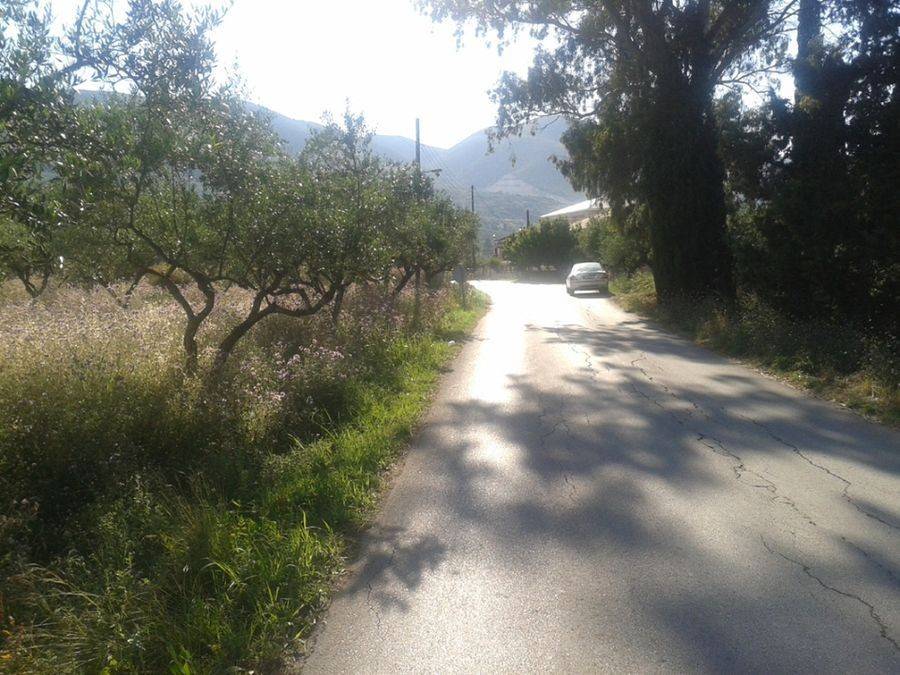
[0,282,487,673]
[610,271,899,426]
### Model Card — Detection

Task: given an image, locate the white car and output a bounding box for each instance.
[566,262,609,295]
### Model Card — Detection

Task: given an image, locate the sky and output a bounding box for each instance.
[49,0,541,149]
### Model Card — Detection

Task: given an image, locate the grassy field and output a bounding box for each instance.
[610,271,899,426]
[0,282,488,673]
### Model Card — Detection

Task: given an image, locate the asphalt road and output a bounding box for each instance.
[299,280,900,673]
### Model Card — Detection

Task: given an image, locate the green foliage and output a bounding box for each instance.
[485,256,504,272]
[0,1,482,669]
[715,1,899,336]
[1,0,477,375]
[503,217,578,270]
[55,2,351,374]
[423,0,896,335]
[0,0,78,297]
[383,168,478,297]
[577,213,649,275]
[300,110,396,292]
[609,269,658,314]
[0,284,488,671]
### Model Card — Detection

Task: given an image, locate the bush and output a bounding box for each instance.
[504,218,579,270]
[486,257,504,272]
[609,268,657,312]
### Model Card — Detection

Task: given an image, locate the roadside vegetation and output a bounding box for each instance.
[611,271,899,426]
[0,0,483,670]
[500,218,579,271]
[0,282,487,671]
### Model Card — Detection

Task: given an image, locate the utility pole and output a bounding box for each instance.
[415,118,421,175]
[413,118,422,326]
[526,209,530,227]
[469,185,477,268]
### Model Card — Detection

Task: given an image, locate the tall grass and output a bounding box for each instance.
[0,281,487,672]
[610,270,899,425]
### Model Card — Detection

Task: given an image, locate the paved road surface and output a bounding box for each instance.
[300,281,900,673]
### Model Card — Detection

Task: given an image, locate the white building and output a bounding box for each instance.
[539,198,607,228]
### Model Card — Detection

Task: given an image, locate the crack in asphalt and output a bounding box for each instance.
[365,580,379,629]
[735,412,899,533]
[625,363,821,529]
[563,472,578,503]
[563,311,897,639]
[537,408,578,502]
[695,433,818,527]
[561,323,600,383]
[621,349,900,598]
[623,350,896,539]
[539,321,591,503]
[840,535,900,585]
[761,537,900,652]
[365,539,399,630]
[631,354,712,422]
[625,346,900,655]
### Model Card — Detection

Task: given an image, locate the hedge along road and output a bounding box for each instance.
[297,280,900,673]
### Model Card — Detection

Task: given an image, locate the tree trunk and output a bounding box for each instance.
[776,0,848,320]
[793,0,823,169]
[795,0,821,103]
[101,271,144,309]
[156,276,214,376]
[331,285,346,327]
[183,316,203,375]
[392,268,416,298]
[644,82,735,303]
[412,268,422,329]
[16,266,50,301]
[209,308,268,381]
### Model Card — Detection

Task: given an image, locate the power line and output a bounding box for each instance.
[413,121,516,233]
[413,126,471,200]
[420,144,466,195]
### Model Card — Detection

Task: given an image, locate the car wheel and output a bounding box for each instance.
[566,287,574,296]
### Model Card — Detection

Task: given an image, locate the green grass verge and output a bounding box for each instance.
[610,271,899,426]
[0,287,489,673]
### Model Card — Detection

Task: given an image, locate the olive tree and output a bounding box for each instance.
[299,111,396,324]
[70,92,349,376]
[64,0,343,376]
[300,115,477,322]
[384,169,477,297]
[0,0,86,297]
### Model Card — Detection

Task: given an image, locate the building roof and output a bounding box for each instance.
[539,198,606,220]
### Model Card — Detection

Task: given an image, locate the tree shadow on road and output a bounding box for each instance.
[322,311,900,671]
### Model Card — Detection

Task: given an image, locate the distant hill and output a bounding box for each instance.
[76,90,585,252]
[436,116,581,203]
[256,106,586,252]
[425,117,585,251]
